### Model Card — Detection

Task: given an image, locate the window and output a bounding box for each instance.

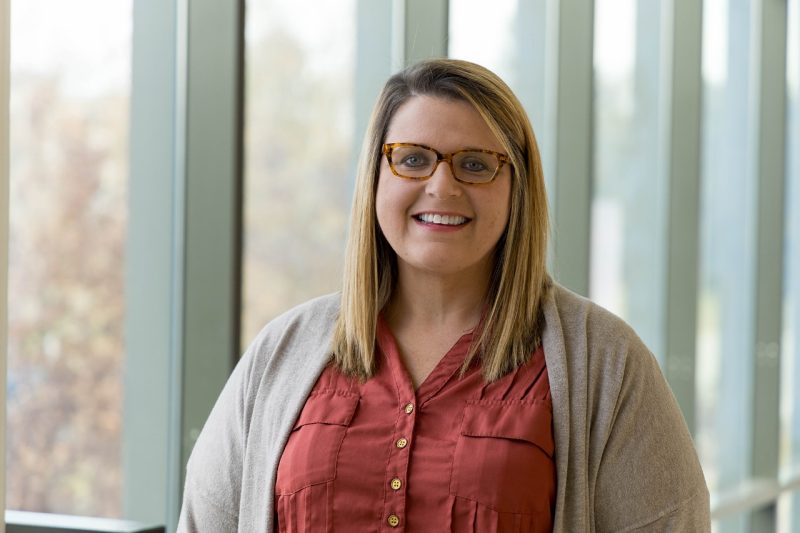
[696,2,756,529]
[590,0,667,358]
[241,0,357,344]
[779,0,800,530]
[7,0,132,517]
[448,0,552,189]
[448,0,517,86]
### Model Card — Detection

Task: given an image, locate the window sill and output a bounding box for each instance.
[6,511,164,533]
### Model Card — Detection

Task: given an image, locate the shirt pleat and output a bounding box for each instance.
[446,495,455,531]
[301,489,310,533]
[325,482,333,533]
[303,483,328,533]
[470,498,478,533]
[282,493,294,533]
[276,495,286,533]
[513,511,522,533]
[522,364,547,399]
[523,512,534,533]
[293,492,301,533]
[498,368,523,400]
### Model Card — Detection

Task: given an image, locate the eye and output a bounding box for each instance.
[460,156,490,173]
[400,155,422,166]
[397,152,430,168]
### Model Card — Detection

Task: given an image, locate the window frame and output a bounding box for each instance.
[1,0,9,523]
[124,0,244,529]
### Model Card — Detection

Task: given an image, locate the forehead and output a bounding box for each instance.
[385,95,505,153]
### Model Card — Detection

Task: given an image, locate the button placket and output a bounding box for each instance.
[382,399,416,531]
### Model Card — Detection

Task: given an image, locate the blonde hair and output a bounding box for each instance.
[331,58,551,382]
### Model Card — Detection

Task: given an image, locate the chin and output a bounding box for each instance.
[401,255,492,279]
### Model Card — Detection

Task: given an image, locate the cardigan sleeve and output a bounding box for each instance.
[176,346,256,532]
[592,336,710,532]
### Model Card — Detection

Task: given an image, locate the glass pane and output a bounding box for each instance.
[779,490,795,533]
[696,2,755,530]
[241,0,356,343]
[448,0,552,181]
[781,0,800,530]
[448,0,518,86]
[7,0,131,517]
[590,0,667,359]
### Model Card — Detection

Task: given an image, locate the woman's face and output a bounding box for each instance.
[376,95,512,282]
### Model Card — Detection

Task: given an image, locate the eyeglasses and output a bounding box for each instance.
[382,142,510,185]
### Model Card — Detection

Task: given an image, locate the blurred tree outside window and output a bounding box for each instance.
[7,0,131,517]
[241,0,355,344]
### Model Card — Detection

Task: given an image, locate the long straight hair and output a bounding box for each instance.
[331,59,551,382]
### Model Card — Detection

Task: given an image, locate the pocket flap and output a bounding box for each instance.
[461,400,554,457]
[293,391,359,429]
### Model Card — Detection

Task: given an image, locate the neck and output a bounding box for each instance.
[384,261,492,334]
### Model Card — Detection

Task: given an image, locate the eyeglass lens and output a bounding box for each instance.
[389,145,500,183]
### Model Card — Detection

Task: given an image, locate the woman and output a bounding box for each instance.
[178,59,710,532]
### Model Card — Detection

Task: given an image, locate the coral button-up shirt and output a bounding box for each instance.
[275,315,555,532]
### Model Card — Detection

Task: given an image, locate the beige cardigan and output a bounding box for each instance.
[178,283,710,532]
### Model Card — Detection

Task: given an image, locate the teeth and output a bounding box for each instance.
[418,213,467,225]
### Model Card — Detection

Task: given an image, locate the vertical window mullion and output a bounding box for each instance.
[355,0,394,177]
[663,0,703,433]
[514,0,557,219]
[180,0,244,511]
[552,0,594,296]
[749,0,788,528]
[782,0,800,529]
[125,0,183,527]
[403,0,448,66]
[625,0,668,362]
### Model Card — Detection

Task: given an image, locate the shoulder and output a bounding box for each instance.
[247,293,341,356]
[545,282,655,375]
[233,293,341,397]
[546,282,643,352]
[544,282,654,392]
[255,292,341,337]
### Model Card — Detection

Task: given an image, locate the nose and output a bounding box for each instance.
[424,160,462,198]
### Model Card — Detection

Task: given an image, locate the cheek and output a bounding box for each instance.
[484,187,512,232]
[374,173,398,231]
[501,182,513,226]
[501,195,512,229]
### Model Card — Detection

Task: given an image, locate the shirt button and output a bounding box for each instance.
[396,437,408,449]
[390,477,402,490]
[404,402,414,414]
[387,514,400,527]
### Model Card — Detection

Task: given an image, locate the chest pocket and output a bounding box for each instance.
[275,391,359,495]
[449,399,555,514]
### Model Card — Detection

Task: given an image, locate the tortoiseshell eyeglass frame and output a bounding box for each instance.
[382,142,511,185]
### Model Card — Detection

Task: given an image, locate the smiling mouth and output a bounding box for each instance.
[414,213,470,226]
